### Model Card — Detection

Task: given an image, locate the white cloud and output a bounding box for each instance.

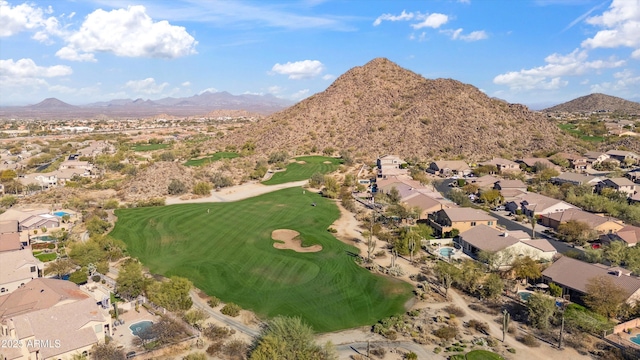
[0,1,50,37]
[0,58,72,78]
[581,0,640,51]
[199,87,218,94]
[267,85,284,94]
[181,81,191,87]
[60,5,197,61]
[55,47,96,62]
[441,28,488,41]
[243,91,264,95]
[291,89,310,100]
[633,49,640,59]
[124,78,169,95]
[271,60,325,79]
[493,49,625,90]
[590,69,640,94]
[322,74,336,81]
[373,10,414,26]
[411,13,449,29]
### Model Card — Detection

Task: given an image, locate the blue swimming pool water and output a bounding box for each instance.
[32,235,56,242]
[631,334,640,345]
[129,321,153,336]
[439,247,455,257]
[53,211,69,217]
[518,291,533,302]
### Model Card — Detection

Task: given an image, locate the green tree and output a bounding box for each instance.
[603,240,627,266]
[92,343,125,360]
[434,261,460,298]
[146,276,193,311]
[250,316,337,360]
[322,176,340,199]
[116,260,146,299]
[69,269,88,284]
[584,275,628,319]
[479,189,502,206]
[44,258,76,279]
[309,172,325,188]
[183,308,209,329]
[458,259,483,295]
[527,292,556,329]
[0,195,17,208]
[511,256,541,283]
[388,187,401,204]
[549,283,563,297]
[85,216,110,236]
[481,273,504,300]
[558,220,594,245]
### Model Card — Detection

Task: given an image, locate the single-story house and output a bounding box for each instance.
[551,172,602,187]
[599,225,640,247]
[428,161,471,177]
[428,208,498,236]
[506,192,578,217]
[605,150,640,165]
[542,256,640,306]
[479,158,521,173]
[493,179,527,192]
[584,151,611,166]
[457,225,556,263]
[469,175,501,191]
[403,192,457,219]
[517,158,559,171]
[539,208,625,234]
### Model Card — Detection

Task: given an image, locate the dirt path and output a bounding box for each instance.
[165,180,308,205]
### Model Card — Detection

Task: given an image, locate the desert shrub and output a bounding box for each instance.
[206,341,224,356]
[220,303,241,317]
[168,179,187,195]
[193,182,212,195]
[183,353,206,360]
[467,319,489,334]
[405,352,418,360]
[433,347,442,354]
[485,337,499,347]
[91,275,101,282]
[203,324,233,341]
[519,333,540,347]
[507,348,516,354]
[327,227,337,233]
[444,305,466,317]
[208,296,221,307]
[370,347,386,358]
[222,339,247,360]
[211,172,234,188]
[433,326,458,340]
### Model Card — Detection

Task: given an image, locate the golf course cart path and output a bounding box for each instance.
[166,180,308,205]
[189,290,261,337]
[272,229,322,252]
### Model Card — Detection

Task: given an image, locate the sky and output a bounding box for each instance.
[0,0,639,109]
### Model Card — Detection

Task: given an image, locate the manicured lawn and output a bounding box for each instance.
[35,252,57,262]
[557,123,604,142]
[110,187,412,332]
[183,152,239,166]
[465,350,504,360]
[132,143,170,151]
[262,156,343,185]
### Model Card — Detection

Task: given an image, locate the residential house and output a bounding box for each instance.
[493,179,527,192]
[376,155,407,178]
[539,208,625,234]
[59,160,93,171]
[469,175,501,191]
[480,158,521,173]
[584,151,611,167]
[428,161,471,177]
[554,153,589,172]
[403,192,457,219]
[376,176,456,219]
[595,178,637,197]
[599,225,640,247]
[428,208,498,236]
[0,249,43,293]
[517,158,559,171]
[457,225,556,263]
[18,214,60,232]
[506,192,578,217]
[0,279,112,360]
[0,233,22,253]
[19,172,58,189]
[626,168,640,184]
[551,172,602,187]
[542,256,640,306]
[605,150,640,166]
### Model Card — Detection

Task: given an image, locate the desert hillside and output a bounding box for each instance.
[223,58,568,161]
[544,93,640,114]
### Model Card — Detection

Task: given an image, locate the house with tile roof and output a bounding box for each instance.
[428,161,471,177]
[0,249,43,294]
[595,178,637,197]
[428,208,498,236]
[551,172,603,187]
[479,158,521,173]
[457,225,556,264]
[539,208,625,235]
[542,256,640,306]
[599,225,640,247]
[506,192,578,217]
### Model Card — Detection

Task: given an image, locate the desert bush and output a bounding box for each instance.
[222,339,247,360]
[168,179,187,195]
[220,303,241,317]
[206,342,224,356]
[519,333,540,347]
[433,326,458,340]
[203,324,233,341]
[193,182,212,195]
[467,319,489,334]
[208,296,221,307]
[444,305,466,317]
[183,353,206,360]
[405,352,418,360]
[370,347,386,358]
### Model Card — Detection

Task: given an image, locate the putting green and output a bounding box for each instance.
[110,187,412,332]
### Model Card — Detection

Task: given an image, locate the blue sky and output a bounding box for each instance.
[1,0,639,108]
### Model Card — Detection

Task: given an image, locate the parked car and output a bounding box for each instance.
[493,206,506,211]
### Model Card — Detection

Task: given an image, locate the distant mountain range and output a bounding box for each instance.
[0,91,294,119]
[543,93,640,114]
[222,57,571,161]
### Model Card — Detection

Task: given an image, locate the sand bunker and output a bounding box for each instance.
[297,161,307,164]
[323,161,332,164]
[271,229,322,253]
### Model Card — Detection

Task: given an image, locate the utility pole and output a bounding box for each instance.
[559,315,565,349]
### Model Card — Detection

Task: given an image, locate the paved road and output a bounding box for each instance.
[188,290,261,337]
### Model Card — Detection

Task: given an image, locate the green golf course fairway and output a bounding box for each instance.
[262,156,342,185]
[110,187,412,332]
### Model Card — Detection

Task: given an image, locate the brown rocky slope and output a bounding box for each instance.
[544,93,640,114]
[223,58,569,161]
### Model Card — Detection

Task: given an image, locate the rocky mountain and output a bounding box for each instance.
[223,58,569,161]
[0,91,293,119]
[544,93,640,114]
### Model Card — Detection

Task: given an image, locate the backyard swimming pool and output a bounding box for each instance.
[631,334,640,345]
[32,235,57,242]
[518,291,533,302]
[129,320,153,337]
[438,247,455,257]
[53,211,70,217]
